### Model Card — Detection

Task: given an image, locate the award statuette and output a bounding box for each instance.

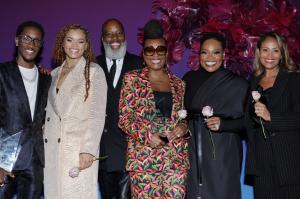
[0,128,22,172]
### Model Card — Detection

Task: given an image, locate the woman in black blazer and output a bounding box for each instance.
[245,32,300,199]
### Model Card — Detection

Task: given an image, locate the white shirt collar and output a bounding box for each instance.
[105,57,124,87]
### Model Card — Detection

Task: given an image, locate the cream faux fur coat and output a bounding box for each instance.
[44,57,107,199]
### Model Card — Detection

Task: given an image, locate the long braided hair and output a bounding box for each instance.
[53,24,95,101]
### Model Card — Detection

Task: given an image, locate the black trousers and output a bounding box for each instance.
[254,165,300,199]
[99,170,130,199]
[0,153,43,199]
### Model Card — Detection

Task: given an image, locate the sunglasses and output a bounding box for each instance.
[18,35,43,47]
[143,46,167,56]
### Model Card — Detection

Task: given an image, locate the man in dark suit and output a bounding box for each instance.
[96,18,143,199]
[0,21,51,199]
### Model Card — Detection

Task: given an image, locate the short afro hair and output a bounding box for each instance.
[16,21,45,39]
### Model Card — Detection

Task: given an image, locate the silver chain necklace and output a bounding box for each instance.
[20,66,38,83]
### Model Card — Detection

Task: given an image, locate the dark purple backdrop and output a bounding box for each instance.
[0,0,152,68]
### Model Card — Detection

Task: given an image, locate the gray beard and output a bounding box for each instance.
[103,41,127,60]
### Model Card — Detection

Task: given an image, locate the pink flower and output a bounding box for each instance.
[178,109,187,119]
[202,105,216,160]
[252,91,261,102]
[252,91,267,139]
[69,167,80,178]
[202,106,213,117]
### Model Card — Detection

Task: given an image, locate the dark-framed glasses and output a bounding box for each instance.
[18,35,43,47]
[103,31,124,38]
[143,46,167,56]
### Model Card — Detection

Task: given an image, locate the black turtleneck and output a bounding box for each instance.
[183,67,222,110]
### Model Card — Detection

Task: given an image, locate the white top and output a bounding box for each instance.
[106,57,124,88]
[18,65,39,120]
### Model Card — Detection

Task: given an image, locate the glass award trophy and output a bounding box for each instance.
[0,128,23,172]
[152,110,169,143]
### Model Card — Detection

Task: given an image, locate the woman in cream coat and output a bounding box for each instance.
[43,24,107,199]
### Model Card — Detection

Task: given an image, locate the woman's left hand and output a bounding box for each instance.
[168,123,187,141]
[254,101,271,121]
[79,153,94,170]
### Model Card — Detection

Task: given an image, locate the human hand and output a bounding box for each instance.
[254,102,271,121]
[39,66,51,75]
[0,168,14,186]
[150,133,166,148]
[168,123,187,141]
[79,153,94,170]
[206,116,221,132]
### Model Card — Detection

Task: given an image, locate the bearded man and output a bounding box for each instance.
[96,18,143,199]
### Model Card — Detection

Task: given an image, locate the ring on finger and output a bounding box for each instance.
[176,134,180,138]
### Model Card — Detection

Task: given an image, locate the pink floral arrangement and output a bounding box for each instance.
[141,0,300,77]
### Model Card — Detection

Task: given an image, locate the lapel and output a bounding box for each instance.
[250,73,262,91]
[169,72,182,122]
[251,68,289,110]
[115,53,130,90]
[48,67,60,117]
[10,61,32,121]
[49,57,86,118]
[105,52,131,91]
[61,57,85,116]
[98,55,109,81]
[100,54,125,90]
[268,68,289,110]
[32,70,49,122]
[138,67,182,123]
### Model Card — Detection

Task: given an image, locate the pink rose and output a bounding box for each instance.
[202,106,213,117]
[201,105,216,160]
[251,91,267,139]
[69,167,80,178]
[178,109,187,119]
[252,91,261,102]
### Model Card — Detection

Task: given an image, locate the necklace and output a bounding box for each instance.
[20,66,38,83]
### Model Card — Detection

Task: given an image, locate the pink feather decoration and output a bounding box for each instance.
[145,0,300,76]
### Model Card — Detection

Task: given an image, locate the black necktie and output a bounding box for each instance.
[109,59,116,85]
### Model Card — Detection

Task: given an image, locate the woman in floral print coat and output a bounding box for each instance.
[118,20,189,199]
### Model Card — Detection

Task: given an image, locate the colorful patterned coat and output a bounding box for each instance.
[118,67,189,173]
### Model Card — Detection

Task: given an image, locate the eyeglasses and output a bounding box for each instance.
[143,46,167,56]
[18,35,43,47]
[103,31,124,38]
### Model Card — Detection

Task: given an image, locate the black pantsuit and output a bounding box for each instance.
[245,68,300,199]
[0,61,51,199]
[0,152,43,199]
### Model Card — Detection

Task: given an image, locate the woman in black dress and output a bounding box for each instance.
[245,32,300,199]
[184,32,248,199]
